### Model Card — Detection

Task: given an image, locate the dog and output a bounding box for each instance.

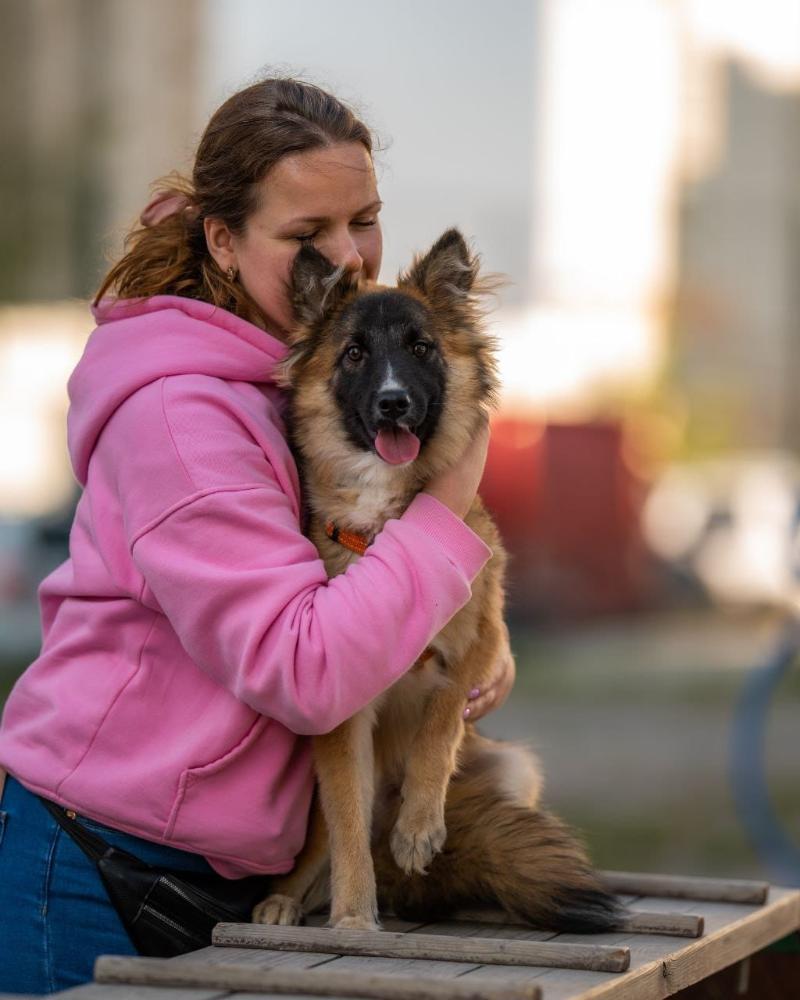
[251,229,622,933]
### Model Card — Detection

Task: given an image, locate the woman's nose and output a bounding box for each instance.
[326,230,363,275]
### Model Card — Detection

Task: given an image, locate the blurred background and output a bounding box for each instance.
[1,0,799,885]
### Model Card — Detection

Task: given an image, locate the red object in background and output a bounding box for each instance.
[481,417,649,620]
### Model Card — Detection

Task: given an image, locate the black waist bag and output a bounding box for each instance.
[39,797,269,957]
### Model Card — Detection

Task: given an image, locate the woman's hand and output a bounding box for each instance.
[424,415,490,519]
[463,623,516,721]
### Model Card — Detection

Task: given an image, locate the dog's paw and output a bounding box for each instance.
[251,893,303,925]
[330,912,381,932]
[390,814,447,875]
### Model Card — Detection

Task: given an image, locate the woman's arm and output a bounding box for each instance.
[112,377,491,737]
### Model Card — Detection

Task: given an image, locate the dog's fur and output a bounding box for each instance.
[251,229,621,932]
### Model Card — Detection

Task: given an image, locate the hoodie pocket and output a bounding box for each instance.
[165,713,270,854]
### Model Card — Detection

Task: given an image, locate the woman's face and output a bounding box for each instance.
[206,142,383,339]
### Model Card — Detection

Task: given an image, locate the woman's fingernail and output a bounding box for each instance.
[463,706,471,718]
[468,688,481,699]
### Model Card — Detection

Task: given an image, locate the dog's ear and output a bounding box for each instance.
[291,244,351,327]
[398,228,479,304]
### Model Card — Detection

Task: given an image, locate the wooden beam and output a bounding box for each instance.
[601,871,769,904]
[93,955,542,1000]
[212,923,631,972]
[616,911,704,938]
[567,887,800,1000]
[450,907,704,938]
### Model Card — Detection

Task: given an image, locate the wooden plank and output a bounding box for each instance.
[660,889,800,995]
[305,915,425,934]
[229,914,437,1000]
[418,919,557,942]
[224,994,364,1000]
[212,924,630,972]
[93,955,542,1000]
[184,945,336,969]
[541,886,800,999]
[681,898,765,936]
[481,891,785,999]
[390,914,556,984]
[357,898,666,996]
[518,969,620,1000]
[391,916,555,988]
[616,911,703,938]
[53,985,227,999]
[445,910,565,937]
[306,955,481,979]
[601,871,768,904]
[222,913,437,1000]
[222,996,360,1000]
[435,906,702,939]
[223,919,481,987]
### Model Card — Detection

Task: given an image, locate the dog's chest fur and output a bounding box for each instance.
[309,454,412,537]
[308,473,497,786]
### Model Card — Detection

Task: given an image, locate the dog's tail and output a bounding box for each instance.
[375,740,623,933]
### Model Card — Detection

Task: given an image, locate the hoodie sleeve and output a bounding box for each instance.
[111,376,492,735]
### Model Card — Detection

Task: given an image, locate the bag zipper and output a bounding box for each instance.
[141,903,198,940]
[161,874,247,921]
[160,876,202,906]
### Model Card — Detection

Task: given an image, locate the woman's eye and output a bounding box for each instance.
[346,344,363,362]
[412,342,430,359]
[295,231,318,244]
[352,218,377,229]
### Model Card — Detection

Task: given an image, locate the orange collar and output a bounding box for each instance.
[324,521,371,557]
[324,519,434,666]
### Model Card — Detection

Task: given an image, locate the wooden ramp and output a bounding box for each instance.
[59,872,799,1000]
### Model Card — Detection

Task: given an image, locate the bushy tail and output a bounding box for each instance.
[374,740,623,933]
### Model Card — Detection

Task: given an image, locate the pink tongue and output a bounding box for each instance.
[375,427,421,465]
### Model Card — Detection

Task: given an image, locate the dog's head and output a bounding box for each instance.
[280,228,499,482]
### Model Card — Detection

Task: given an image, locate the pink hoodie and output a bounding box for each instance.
[0,296,490,878]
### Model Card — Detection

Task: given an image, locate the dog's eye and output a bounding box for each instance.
[412,342,430,359]
[346,344,363,362]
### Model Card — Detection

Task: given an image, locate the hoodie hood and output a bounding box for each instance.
[68,296,289,486]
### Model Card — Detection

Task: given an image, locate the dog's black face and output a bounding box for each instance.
[285,228,497,475]
[331,291,446,464]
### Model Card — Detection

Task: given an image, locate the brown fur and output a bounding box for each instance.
[251,230,621,932]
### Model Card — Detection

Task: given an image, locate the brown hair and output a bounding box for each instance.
[94,78,374,325]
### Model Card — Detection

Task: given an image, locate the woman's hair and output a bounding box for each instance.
[94,78,374,324]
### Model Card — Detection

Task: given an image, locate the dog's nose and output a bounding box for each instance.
[376,390,411,421]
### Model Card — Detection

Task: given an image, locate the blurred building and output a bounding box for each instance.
[0,0,201,302]
[674,60,800,454]
[2,0,800,627]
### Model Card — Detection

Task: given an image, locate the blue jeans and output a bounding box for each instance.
[0,774,215,994]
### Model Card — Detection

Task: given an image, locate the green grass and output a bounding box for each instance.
[569,810,762,877]
[504,610,800,880]
[508,610,800,706]
[559,778,800,879]
[0,662,26,707]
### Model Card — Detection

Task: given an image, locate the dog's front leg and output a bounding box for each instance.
[389,681,465,875]
[314,709,380,930]
[391,626,501,875]
[252,788,330,926]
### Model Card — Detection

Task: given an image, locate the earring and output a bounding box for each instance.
[226,265,237,281]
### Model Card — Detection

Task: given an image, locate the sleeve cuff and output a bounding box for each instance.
[398,493,493,582]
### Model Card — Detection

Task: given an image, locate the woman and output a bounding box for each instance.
[0,77,513,994]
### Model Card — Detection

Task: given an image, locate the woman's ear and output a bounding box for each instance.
[204,217,237,274]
